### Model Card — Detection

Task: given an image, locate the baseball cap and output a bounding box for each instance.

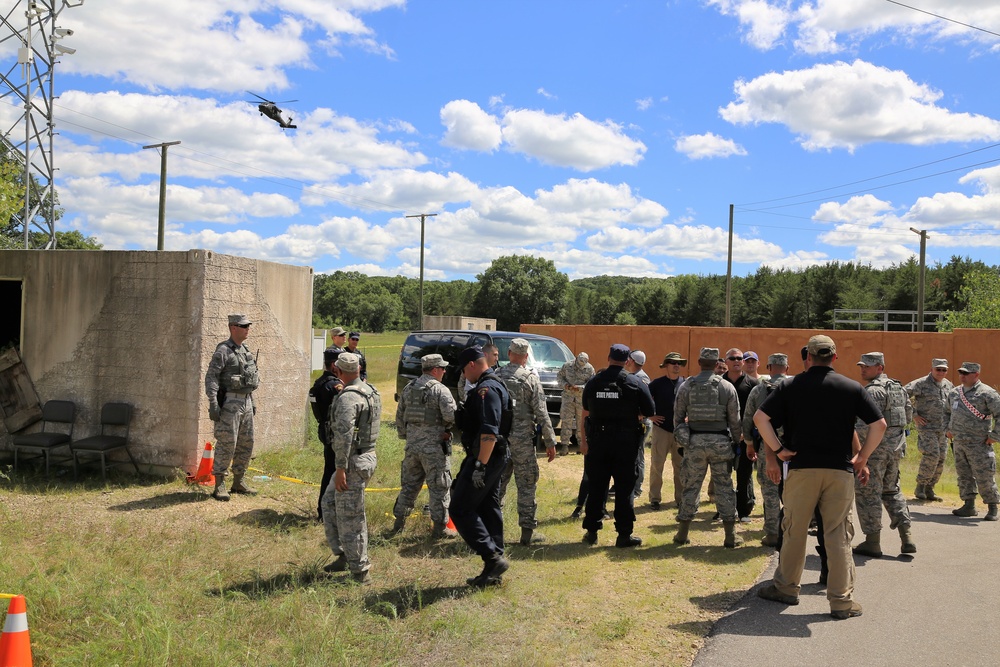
[609,344,631,362]
[629,350,646,366]
[457,346,486,367]
[807,335,836,357]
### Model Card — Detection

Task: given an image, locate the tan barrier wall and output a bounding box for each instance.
[522,325,999,390]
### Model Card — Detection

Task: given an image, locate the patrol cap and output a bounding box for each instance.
[330,327,347,337]
[629,350,646,366]
[660,352,687,367]
[958,362,981,374]
[228,314,251,326]
[609,344,631,362]
[807,335,836,357]
[509,338,530,355]
[323,347,342,365]
[457,345,486,367]
[576,352,590,363]
[349,331,361,340]
[856,352,885,367]
[932,358,949,369]
[699,347,720,362]
[421,353,448,370]
[743,351,759,362]
[335,352,360,373]
[767,353,788,366]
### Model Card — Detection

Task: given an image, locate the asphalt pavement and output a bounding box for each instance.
[692,503,997,667]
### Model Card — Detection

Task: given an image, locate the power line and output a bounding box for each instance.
[884,0,1000,39]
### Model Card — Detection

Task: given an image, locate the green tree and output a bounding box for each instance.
[940,267,1000,330]
[471,255,569,330]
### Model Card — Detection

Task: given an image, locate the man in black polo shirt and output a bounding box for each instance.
[753,334,886,620]
[648,352,687,509]
[723,347,759,521]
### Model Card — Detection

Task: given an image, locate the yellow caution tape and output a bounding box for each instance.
[0,594,17,599]
[246,466,425,493]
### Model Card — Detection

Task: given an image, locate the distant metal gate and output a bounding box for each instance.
[833,309,943,332]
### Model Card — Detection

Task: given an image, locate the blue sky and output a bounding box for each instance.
[6,1,1000,280]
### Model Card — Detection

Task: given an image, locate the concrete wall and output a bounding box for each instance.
[521,324,1000,390]
[0,249,313,475]
[422,315,497,331]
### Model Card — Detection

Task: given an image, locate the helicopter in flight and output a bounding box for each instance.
[246,92,298,129]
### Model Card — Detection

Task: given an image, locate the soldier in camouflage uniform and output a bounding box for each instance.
[673,347,744,548]
[945,361,1000,521]
[204,314,261,502]
[852,352,916,557]
[742,353,789,547]
[905,358,954,501]
[321,353,381,584]
[387,354,457,539]
[557,352,595,455]
[498,338,558,545]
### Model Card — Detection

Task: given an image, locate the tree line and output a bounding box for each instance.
[313,254,1000,333]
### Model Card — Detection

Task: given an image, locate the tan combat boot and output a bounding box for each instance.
[673,520,691,545]
[852,531,882,557]
[984,504,999,522]
[384,516,406,538]
[230,474,257,495]
[899,525,917,554]
[952,499,978,517]
[431,521,458,539]
[212,477,230,502]
[723,521,743,548]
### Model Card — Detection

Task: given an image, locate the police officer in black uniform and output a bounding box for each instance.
[450,345,513,587]
[580,344,656,547]
[309,348,345,520]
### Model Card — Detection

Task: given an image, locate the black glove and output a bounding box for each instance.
[209,404,221,421]
[471,462,486,488]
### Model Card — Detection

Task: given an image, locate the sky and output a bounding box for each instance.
[4,0,1000,281]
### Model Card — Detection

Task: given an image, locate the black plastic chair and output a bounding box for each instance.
[11,400,77,476]
[72,403,137,483]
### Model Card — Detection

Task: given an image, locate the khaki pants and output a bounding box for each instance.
[649,427,682,505]
[774,468,857,612]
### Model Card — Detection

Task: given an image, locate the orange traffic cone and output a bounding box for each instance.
[186,442,215,485]
[0,595,32,667]
[446,516,457,532]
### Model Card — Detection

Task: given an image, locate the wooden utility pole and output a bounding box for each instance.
[142,141,181,250]
[725,204,734,327]
[406,212,437,328]
[910,227,927,331]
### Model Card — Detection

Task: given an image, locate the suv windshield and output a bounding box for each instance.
[492,335,574,371]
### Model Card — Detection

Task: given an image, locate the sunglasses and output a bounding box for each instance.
[726,356,743,361]
[665,360,684,366]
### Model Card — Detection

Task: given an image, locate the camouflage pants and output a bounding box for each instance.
[560,392,584,446]
[915,429,948,486]
[649,427,682,505]
[953,439,1000,504]
[213,394,254,480]
[755,453,782,536]
[499,434,540,528]
[392,442,452,525]
[678,434,737,522]
[855,451,910,534]
[322,451,376,575]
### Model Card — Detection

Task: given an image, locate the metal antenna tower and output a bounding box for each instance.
[0,0,83,249]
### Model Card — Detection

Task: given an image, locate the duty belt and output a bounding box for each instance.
[690,429,729,436]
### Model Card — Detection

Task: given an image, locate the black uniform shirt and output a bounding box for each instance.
[309,371,343,442]
[649,375,684,432]
[582,365,655,423]
[460,369,509,448]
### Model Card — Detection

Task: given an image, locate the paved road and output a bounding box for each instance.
[693,504,996,667]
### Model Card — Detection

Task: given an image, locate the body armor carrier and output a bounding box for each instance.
[687,374,727,431]
[402,378,444,426]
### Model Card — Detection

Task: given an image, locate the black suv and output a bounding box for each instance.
[395,330,575,428]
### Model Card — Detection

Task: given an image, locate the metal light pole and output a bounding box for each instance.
[143,141,181,250]
[910,227,927,331]
[405,212,437,328]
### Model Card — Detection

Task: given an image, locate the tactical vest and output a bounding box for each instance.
[876,377,908,428]
[220,341,260,392]
[336,382,382,451]
[498,365,531,419]
[687,374,728,431]
[402,378,445,426]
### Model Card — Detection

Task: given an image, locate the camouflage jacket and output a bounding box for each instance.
[742,374,787,443]
[330,378,382,469]
[905,373,954,432]
[557,360,595,390]
[395,374,456,448]
[498,363,557,447]
[946,380,1000,443]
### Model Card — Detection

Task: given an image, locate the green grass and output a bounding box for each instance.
[0,346,979,666]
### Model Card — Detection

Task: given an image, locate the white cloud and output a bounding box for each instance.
[675,132,748,159]
[720,60,1000,151]
[303,169,478,211]
[708,0,791,50]
[537,88,557,100]
[761,250,831,271]
[636,98,653,111]
[587,224,783,262]
[501,109,646,171]
[440,100,503,151]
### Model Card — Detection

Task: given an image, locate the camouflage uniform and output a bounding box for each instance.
[557,354,595,447]
[392,373,456,525]
[204,336,259,483]
[905,371,954,487]
[945,379,1000,504]
[855,372,913,534]
[322,376,381,576]
[498,362,557,529]
[742,373,787,538]
[674,370,742,523]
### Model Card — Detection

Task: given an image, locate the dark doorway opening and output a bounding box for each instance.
[0,280,23,351]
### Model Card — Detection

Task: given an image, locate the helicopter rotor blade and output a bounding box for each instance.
[246,91,270,102]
